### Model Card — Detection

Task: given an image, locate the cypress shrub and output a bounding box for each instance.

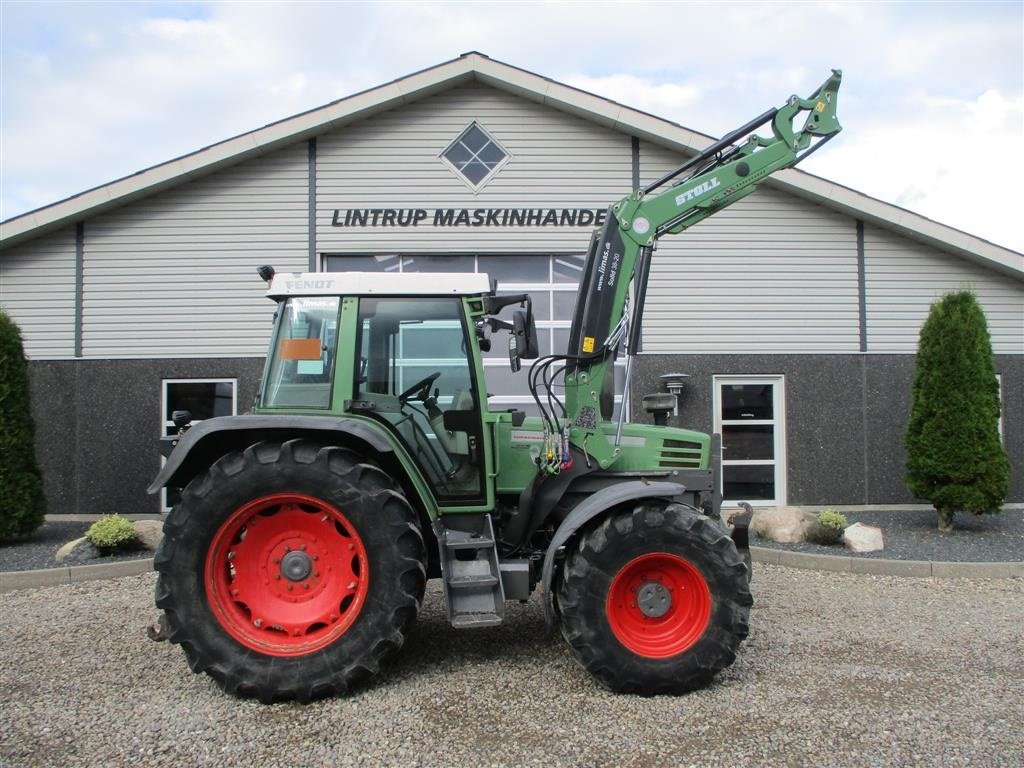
[0,308,47,541]
[904,291,1009,531]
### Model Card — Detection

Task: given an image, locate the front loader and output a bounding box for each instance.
[149,71,842,701]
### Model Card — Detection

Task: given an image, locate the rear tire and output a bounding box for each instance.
[154,439,426,703]
[556,502,752,695]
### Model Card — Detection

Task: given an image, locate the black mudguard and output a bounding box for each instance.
[148,414,395,494]
[539,480,687,631]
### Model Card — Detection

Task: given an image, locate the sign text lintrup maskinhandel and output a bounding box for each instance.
[331,208,608,228]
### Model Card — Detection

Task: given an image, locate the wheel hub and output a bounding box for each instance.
[280,550,313,582]
[636,580,671,618]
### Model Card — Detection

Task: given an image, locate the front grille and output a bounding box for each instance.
[659,439,703,469]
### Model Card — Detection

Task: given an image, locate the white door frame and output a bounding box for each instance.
[713,375,787,507]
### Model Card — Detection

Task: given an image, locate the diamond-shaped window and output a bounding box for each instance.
[441,123,509,187]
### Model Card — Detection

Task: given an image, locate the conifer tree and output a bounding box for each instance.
[0,308,46,541]
[904,291,1009,531]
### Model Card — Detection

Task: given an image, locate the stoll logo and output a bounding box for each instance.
[674,177,720,207]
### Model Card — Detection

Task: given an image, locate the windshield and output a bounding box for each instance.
[260,296,340,409]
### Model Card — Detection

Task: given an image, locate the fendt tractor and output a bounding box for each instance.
[150,71,842,702]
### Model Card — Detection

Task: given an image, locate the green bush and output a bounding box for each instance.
[0,308,46,542]
[904,291,1009,531]
[817,509,848,533]
[86,515,138,550]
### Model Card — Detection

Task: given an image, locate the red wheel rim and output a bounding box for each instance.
[606,552,711,658]
[204,493,369,656]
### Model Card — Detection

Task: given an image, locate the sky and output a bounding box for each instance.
[1,1,1022,253]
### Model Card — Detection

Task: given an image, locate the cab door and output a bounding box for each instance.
[352,296,488,506]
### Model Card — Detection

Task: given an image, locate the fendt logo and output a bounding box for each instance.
[674,176,720,207]
[285,279,335,291]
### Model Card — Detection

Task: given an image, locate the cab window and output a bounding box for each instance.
[261,297,339,409]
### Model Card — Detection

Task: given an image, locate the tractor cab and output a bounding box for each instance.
[257,270,536,506]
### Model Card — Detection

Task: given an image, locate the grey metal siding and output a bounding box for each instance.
[864,224,1024,354]
[81,145,308,358]
[637,141,860,354]
[0,226,77,358]
[316,83,631,255]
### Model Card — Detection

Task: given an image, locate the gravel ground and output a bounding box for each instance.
[753,509,1024,562]
[1,568,1021,767]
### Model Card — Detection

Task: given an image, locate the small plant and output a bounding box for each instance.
[804,508,848,545]
[817,509,848,534]
[86,515,138,550]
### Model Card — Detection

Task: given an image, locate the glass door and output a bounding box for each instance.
[353,297,485,505]
[713,376,786,507]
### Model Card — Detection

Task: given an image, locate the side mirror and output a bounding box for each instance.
[171,410,193,434]
[514,309,539,359]
[509,308,539,371]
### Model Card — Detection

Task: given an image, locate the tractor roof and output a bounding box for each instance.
[266,271,492,299]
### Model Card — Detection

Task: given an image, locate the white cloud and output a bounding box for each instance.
[563,74,703,121]
[806,88,1024,252]
[1,1,1021,254]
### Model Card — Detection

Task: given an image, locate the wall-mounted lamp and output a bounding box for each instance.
[659,373,690,417]
[643,372,691,426]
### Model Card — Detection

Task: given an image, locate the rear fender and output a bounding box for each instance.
[539,480,686,631]
[148,415,433,515]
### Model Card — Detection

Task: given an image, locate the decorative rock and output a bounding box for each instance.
[133,520,164,552]
[843,522,885,552]
[751,507,818,544]
[55,536,103,565]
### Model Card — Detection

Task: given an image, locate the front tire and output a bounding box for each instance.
[154,440,426,703]
[556,502,752,695]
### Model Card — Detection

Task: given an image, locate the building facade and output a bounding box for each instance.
[2,53,1021,515]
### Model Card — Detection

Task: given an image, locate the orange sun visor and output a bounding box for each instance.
[279,338,323,360]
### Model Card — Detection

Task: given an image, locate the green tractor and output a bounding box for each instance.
[150,71,842,702]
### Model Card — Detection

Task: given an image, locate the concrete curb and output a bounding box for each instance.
[751,546,1024,578]
[0,558,154,593]
[1,548,1020,593]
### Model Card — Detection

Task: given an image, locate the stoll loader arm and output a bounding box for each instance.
[555,69,843,469]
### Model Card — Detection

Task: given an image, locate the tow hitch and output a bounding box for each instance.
[728,501,755,581]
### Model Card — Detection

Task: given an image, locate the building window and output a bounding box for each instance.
[323,254,625,418]
[713,375,787,507]
[161,379,237,511]
[440,122,509,188]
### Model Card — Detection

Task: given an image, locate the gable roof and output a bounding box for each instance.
[2,52,1021,279]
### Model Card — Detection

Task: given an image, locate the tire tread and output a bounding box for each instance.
[557,502,752,695]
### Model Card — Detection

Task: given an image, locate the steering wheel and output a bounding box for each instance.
[399,371,441,403]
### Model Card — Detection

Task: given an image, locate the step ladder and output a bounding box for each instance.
[434,514,505,629]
